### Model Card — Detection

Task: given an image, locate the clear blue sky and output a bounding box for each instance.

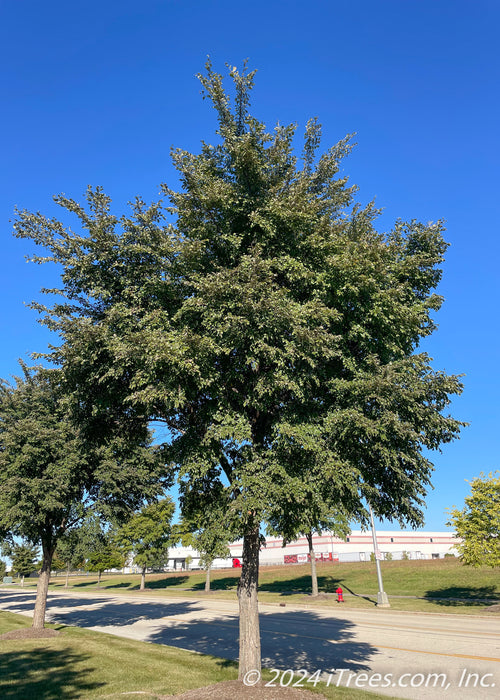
[1,0,498,531]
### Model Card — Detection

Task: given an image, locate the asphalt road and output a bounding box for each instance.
[1,589,499,699]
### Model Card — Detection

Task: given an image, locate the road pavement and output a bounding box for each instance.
[1,588,499,699]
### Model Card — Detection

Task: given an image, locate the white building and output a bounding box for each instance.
[165,530,460,570]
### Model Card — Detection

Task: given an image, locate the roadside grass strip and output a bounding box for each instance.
[0,611,389,699]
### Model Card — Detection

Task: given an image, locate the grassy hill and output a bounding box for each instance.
[26,557,500,614]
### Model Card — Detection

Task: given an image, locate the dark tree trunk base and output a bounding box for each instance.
[307,532,318,597]
[32,544,55,630]
[237,526,261,679]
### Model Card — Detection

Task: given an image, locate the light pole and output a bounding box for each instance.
[369,503,390,608]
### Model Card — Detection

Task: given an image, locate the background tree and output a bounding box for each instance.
[4,542,39,587]
[178,490,233,592]
[447,472,500,567]
[55,529,86,588]
[197,528,231,592]
[14,62,464,676]
[115,498,175,590]
[267,463,351,596]
[86,546,125,587]
[49,551,67,574]
[80,517,125,587]
[0,559,6,578]
[0,365,168,628]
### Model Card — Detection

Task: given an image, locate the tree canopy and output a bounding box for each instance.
[0,364,168,627]
[448,472,500,567]
[13,60,464,674]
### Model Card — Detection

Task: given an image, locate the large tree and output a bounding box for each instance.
[0,365,168,628]
[14,62,464,674]
[447,472,500,567]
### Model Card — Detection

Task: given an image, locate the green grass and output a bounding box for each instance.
[31,558,500,615]
[3,560,495,697]
[0,611,388,699]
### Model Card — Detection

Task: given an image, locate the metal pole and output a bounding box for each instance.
[369,504,390,608]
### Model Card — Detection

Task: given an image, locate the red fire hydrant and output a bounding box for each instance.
[336,586,344,603]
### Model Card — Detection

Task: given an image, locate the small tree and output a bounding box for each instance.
[115,498,175,590]
[8,542,39,587]
[196,528,231,592]
[179,485,233,591]
[0,559,6,578]
[50,552,67,575]
[78,515,126,588]
[267,469,352,596]
[447,472,500,567]
[86,547,124,587]
[81,519,125,587]
[55,529,86,588]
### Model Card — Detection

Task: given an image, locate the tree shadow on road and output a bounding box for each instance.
[69,575,192,591]
[146,607,377,673]
[1,594,200,628]
[0,593,110,616]
[49,600,200,627]
[0,647,103,699]
[0,593,40,606]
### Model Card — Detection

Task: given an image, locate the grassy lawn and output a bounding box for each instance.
[0,611,388,699]
[23,558,499,615]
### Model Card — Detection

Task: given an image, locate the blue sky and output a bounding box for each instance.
[1,0,498,531]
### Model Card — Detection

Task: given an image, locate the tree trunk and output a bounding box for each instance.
[97,570,102,588]
[237,526,261,680]
[21,575,25,588]
[140,566,146,590]
[65,563,70,589]
[205,567,211,592]
[32,544,55,629]
[307,531,318,597]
